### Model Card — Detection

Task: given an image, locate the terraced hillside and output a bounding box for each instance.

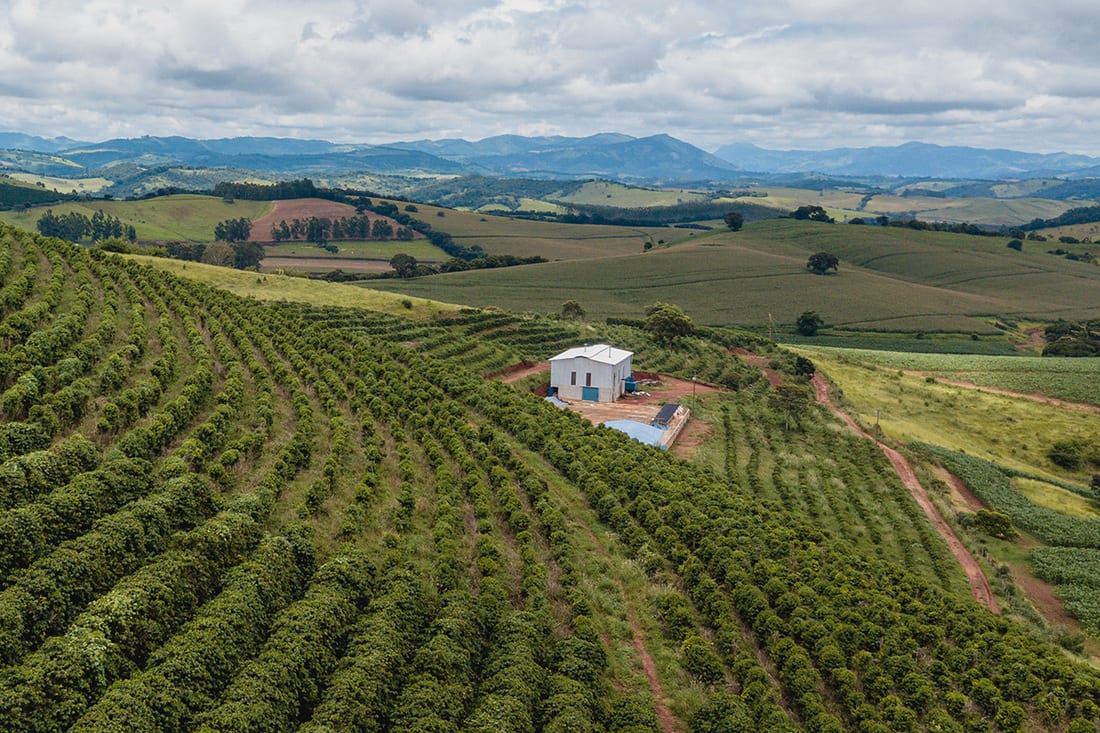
[2,222,1100,732]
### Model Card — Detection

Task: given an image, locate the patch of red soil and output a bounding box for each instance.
[248,198,423,243]
[1015,327,1046,354]
[1011,563,1078,628]
[729,348,784,387]
[670,419,712,461]
[492,361,550,384]
[261,256,391,273]
[933,466,986,512]
[812,373,1000,614]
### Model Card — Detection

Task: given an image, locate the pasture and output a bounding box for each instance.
[6,172,112,194]
[126,254,458,317]
[0,194,272,241]
[794,347,1100,406]
[367,218,1100,330]
[798,348,1100,483]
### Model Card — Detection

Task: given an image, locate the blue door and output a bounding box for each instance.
[582,386,599,401]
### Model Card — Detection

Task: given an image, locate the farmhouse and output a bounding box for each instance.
[549,344,633,402]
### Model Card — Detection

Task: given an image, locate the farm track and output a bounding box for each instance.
[812,373,1000,613]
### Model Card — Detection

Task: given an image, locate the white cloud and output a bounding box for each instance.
[0,0,1098,153]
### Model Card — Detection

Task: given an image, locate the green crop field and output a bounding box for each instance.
[0,194,272,241]
[366,218,1100,331]
[863,194,1074,225]
[553,180,712,207]
[392,201,673,259]
[7,221,1100,731]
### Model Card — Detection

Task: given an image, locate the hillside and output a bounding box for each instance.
[367,218,1100,332]
[4,222,1100,732]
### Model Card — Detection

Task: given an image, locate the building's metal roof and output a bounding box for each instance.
[549,344,633,365]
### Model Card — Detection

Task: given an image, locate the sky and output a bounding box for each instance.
[2,0,1099,154]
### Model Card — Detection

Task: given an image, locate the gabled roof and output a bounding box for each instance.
[549,343,633,365]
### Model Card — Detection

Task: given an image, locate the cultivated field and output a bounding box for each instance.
[368,219,1100,331]
[5,221,1100,731]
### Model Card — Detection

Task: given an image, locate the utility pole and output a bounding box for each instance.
[692,374,697,411]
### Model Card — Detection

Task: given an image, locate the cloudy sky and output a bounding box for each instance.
[3,0,1099,153]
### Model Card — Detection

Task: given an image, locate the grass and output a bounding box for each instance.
[267,239,450,260]
[125,254,460,317]
[802,349,1100,485]
[0,194,272,241]
[365,218,1100,330]
[1014,478,1100,519]
[554,181,711,207]
[389,201,671,260]
[796,346,1100,405]
[6,173,113,194]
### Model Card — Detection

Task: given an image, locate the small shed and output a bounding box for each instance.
[549,344,633,402]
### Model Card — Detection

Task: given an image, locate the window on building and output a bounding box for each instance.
[585,372,592,387]
[570,371,576,385]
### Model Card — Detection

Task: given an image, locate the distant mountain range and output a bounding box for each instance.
[713,141,1100,179]
[3,131,1100,189]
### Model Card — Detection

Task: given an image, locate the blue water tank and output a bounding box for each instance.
[624,375,637,393]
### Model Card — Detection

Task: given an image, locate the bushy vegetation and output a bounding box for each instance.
[2,221,1100,732]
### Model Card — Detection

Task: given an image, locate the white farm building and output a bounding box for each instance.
[549,344,633,402]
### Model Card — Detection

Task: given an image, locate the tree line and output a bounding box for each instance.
[36,209,136,243]
[269,215,414,244]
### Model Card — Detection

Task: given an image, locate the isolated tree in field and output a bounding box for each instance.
[390,253,419,278]
[769,383,810,430]
[1007,239,1023,251]
[644,302,694,343]
[561,300,586,319]
[724,211,744,232]
[806,252,839,275]
[792,205,834,223]
[796,310,824,336]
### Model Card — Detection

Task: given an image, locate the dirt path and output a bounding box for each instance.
[812,374,1000,614]
[496,361,549,384]
[573,517,679,733]
[730,347,784,386]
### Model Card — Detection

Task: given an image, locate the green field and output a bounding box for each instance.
[267,238,450,260]
[397,202,672,259]
[800,348,1100,482]
[0,194,272,241]
[794,346,1100,405]
[366,218,1100,330]
[127,254,458,317]
[6,173,113,194]
[553,180,712,207]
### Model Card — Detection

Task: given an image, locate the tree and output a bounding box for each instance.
[792,205,833,222]
[231,241,265,269]
[390,253,419,279]
[794,355,816,377]
[644,302,694,343]
[806,252,839,275]
[769,383,810,430]
[1007,239,1023,252]
[561,300,586,319]
[214,217,253,242]
[201,241,235,267]
[724,211,744,232]
[796,311,824,336]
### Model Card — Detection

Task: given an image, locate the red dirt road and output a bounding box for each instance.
[812,374,1000,614]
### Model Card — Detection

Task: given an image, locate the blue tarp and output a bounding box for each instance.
[604,419,667,449]
[544,396,569,407]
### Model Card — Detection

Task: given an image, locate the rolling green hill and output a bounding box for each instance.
[0,194,272,241]
[367,219,1100,332]
[4,222,1100,732]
